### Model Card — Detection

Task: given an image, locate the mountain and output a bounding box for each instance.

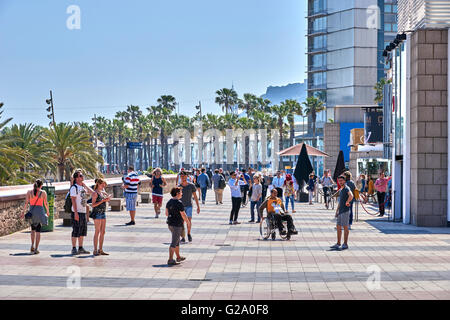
[261,81,307,105]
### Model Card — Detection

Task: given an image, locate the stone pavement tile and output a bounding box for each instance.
[311,292,334,300]
[331,291,354,300]
[191,293,213,300]
[291,292,313,300]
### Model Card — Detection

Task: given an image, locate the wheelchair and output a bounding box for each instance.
[259,212,292,241]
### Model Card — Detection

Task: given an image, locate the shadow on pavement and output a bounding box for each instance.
[365,220,450,235]
[9,252,34,256]
[50,254,75,258]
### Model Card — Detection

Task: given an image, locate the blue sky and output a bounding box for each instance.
[0,0,307,126]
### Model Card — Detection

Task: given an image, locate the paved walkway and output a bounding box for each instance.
[1,188,450,300]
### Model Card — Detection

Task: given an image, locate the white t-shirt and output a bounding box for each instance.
[70,184,87,213]
[228,178,245,198]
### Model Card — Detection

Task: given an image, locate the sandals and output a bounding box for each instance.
[93,250,100,256]
[30,246,35,253]
[99,250,109,256]
[176,256,186,262]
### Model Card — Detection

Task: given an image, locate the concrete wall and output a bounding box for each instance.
[0,175,177,237]
[409,29,448,227]
[324,123,340,172]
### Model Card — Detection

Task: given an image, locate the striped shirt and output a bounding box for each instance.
[124,171,140,193]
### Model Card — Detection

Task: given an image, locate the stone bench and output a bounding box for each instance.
[140,192,151,203]
[109,198,124,211]
[59,211,72,227]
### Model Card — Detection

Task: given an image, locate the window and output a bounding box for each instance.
[393,5,398,13]
[385,4,392,13]
[392,23,397,32]
[312,53,326,69]
[385,23,392,32]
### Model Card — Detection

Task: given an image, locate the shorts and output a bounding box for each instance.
[94,212,106,220]
[71,212,87,238]
[31,223,42,232]
[337,211,350,227]
[168,225,183,248]
[152,195,163,205]
[125,192,138,211]
[184,206,193,218]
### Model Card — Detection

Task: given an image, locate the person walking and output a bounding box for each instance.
[21,179,49,254]
[194,169,201,200]
[330,175,354,251]
[240,169,251,206]
[284,174,296,213]
[91,178,111,256]
[272,171,285,198]
[228,171,245,225]
[262,170,271,200]
[320,170,334,208]
[150,168,167,219]
[166,187,191,265]
[197,168,210,205]
[249,175,263,223]
[178,171,200,243]
[122,166,141,224]
[307,173,315,205]
[206,168,213,189]
[212,169,225,205]
[70,171,94,255]
[374,171,390,217]
[357,174,367,203]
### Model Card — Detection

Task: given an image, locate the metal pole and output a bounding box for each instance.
[50,90,55,126]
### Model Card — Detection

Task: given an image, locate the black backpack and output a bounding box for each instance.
[64,185,77,213]
[219,175,226,189]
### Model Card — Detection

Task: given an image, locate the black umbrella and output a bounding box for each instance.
[293,143,314,186]
[333,150,346,182]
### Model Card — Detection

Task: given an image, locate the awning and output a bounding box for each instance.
[277,143,330,157]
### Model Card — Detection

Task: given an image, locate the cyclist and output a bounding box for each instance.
[320,170,335,208]
[259,189,298,236]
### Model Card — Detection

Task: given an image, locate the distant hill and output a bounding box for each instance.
[261,81,307,105]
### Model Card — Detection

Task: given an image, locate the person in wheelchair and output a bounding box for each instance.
[258,189,298,236]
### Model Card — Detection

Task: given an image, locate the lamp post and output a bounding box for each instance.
[46,90,55,127]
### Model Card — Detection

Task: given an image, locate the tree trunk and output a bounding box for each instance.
[312,112,317,148]
[58,163,65,182]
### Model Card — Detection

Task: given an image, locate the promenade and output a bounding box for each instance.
[1,189,450,300]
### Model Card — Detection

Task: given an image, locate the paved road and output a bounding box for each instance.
[1,188,450,300]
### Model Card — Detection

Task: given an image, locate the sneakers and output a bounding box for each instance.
[34,249,40,255]
[168,259,180,266]
[180,238,186,243]
[248,220,255,223]
[77,247,90,254]
[341,244,349,250]
[229,221,233,225]
[176,256,186,262]
[233,221,241,225]
[125,221,135,226]
[30,246,35,253]
[71,247,78,255]
[187,234,192,242]
[330,243,341,250]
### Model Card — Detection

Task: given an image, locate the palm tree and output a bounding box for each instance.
[282,99,303,147]
[215,88,239,114]
[374,78,391,105]
[4,123,54,178]
[271,104,290,151]
[238,93,258,118]
[155,96,177,169]
[44,123,103,181]
[303,96,326,148]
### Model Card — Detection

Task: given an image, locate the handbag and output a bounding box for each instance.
[25,191,42,221]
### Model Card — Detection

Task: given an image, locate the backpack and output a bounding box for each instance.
[64,185,77,213]
[219,175,226,189]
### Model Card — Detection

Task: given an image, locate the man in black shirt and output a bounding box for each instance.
[330,176,353,251]
[166,187,191,265]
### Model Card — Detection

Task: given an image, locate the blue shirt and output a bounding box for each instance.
[229,178,245,198]
[197,173,210,189]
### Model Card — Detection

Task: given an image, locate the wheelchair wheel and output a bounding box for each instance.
[260,218,271,240]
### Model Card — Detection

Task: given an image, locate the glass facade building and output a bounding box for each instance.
[307,0,398,130]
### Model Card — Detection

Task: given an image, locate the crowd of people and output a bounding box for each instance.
[20,165,391,262]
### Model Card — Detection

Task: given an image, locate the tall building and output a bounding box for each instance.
[307,0,398,170]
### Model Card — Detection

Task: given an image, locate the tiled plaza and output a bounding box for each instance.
[1,189,450,300]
